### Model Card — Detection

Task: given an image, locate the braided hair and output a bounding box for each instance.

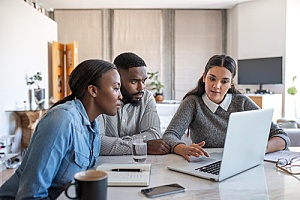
[51,59,116,109]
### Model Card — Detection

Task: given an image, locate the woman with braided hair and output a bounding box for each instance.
[0,59,122,199]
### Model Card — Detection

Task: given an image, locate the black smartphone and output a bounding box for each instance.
[141,183,185,198]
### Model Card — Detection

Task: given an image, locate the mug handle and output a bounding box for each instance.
[65,182,78,199]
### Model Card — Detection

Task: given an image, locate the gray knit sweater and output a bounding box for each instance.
[162,94,291,152]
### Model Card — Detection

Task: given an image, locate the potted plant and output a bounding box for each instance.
[147,71,164,102]
[287,76,298,118]
[27,72,45,109]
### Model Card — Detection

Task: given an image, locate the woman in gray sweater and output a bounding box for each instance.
[162,55,290,161]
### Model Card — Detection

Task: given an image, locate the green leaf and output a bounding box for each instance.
[27,72,42,88]
[147,71,164,94]
[292,76,297,82]
[287,86,297,95]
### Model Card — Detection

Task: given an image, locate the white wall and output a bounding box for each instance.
[55,10,103,63]
[227,0,290,117]
[174,10,223,100]
[285,0,300,118]
[0,0,57,136]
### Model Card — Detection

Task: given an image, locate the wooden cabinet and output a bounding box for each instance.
[51,41,78,102]
[246,94,282,122]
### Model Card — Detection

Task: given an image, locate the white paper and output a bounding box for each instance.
[264,150,300,162]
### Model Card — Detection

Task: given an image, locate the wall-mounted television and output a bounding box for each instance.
[237,57,283,94]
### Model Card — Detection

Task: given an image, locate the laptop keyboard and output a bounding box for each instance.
[195,161,221,175]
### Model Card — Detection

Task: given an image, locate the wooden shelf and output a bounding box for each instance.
[6,110,48,149]
[51,41,78,102]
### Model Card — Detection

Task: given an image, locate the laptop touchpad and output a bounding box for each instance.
[190,156,217,164]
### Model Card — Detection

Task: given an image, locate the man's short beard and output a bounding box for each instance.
[121,87,143,106]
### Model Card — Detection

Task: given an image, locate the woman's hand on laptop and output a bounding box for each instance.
[174,141,209,162]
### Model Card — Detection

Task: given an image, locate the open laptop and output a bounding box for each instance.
[167,108,274,182]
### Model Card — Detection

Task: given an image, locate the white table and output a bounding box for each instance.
[58,148,300,200]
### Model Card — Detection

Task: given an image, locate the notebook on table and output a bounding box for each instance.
[96,163,151,186]
[167,108,273,182]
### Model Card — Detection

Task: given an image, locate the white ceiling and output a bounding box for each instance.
[37,0,254,11]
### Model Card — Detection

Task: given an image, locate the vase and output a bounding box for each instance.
[28,89,32,110]
[155,93,164,102]
[34,88,45,109]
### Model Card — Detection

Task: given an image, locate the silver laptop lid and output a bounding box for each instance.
[167,108,273,181]
[218,108,273,181]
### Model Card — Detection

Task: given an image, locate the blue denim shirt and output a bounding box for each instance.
[0,99,101,199]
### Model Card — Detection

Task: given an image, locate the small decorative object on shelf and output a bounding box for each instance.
[27,72,45,110]
[147,71,165,102]
[24,0,47,15]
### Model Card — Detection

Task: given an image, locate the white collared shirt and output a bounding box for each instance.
[202,93,232,113]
